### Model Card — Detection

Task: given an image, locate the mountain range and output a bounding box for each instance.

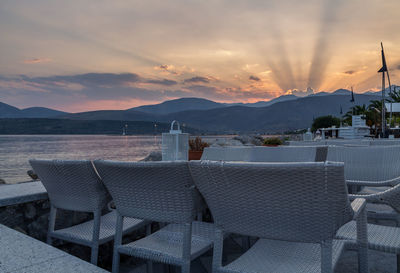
[0,102,67,118]
[0,89,387,133]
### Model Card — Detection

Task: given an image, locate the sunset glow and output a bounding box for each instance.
[1,0,400,112]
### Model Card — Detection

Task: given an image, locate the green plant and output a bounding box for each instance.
[311,115,341,132]
[189,137,210,151]
[263,137,283,146]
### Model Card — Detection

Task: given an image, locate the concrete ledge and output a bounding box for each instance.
[0,224,108,272]
[0,182,48,207]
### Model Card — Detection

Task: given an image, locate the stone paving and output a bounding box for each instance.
[0,224,107,273]
[118,236,397,273]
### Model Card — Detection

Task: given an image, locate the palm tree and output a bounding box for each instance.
[343,104,367,125]
[388,86,400,102]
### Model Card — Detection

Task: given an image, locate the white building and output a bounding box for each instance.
[320,115,370,139]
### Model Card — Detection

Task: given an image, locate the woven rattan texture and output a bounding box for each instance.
[190,161,353,243]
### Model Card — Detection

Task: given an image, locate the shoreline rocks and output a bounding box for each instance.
[233,135,264,146]
[27,170,39,180]
[140,151,162,161]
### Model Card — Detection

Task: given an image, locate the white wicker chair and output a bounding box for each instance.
[201,146,253,161]
[29,159,146,265]
[93,160,214,273]
[327,145,400,225]
[370,140,400,146]
[250,146,327,162]
[337,218,400,272]
[189,161,369,273]
[327,146,400,187]
[202,146,328,162]
[338,183,400,272]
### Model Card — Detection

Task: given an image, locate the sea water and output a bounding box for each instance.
[0,135,161,184]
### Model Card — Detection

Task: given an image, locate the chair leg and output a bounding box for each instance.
[397,254,400,273]
[90,245,99,265]
[112,251,120,273]
[320,240,333,273]
[356,208,369,273]
[181,262,190,273]
[112,213,123,273]
[146,261,153,273]
[47,205,57,245]
[145,224,153,273]
[213,229,224,273]
[181,223,192,273]
[164,264,170,273]
[90,210,101,265]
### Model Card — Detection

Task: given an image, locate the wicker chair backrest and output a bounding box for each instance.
[202,146,326,162]
[29,159,110,212]
[250,146,323,162]
[94,160,197,223]
[190,161,353,243]
[327,145,400,181]
[201,147,252,161]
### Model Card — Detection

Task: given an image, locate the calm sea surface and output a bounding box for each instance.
[0,135,162,184]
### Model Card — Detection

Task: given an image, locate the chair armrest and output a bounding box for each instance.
[349,184,400,212]
[351,198,369,273]
[349,193,380,203]
[346,176,400,187]
[351,198,366,220]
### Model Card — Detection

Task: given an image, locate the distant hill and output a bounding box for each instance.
[19,107,67,118]
[0,102,20,117]
[61,109,156,121]
[0,118,201,135]
[160,94,381,133]
[226,94,299,108]
[57,93,380,133]
[0,102,67,118]
[129,97,225,115]
[0,89,384,134]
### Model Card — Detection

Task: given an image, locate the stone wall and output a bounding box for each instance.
[0,199,117,269]
[0,199,149,270]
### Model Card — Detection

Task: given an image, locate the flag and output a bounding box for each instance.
[378,42,388,73]
[350,87,355,102]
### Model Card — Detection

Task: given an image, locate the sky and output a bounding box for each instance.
[1,0,400,112]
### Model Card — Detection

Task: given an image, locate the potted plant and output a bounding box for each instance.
[189,137,210,160]
[263,137,283,147]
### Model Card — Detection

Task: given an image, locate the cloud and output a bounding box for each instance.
[23,58,51,64]
[307,0,345,90]
[286,87,314,97]
[35,73,141,87]
[184,85,276,101]
[22,73,180,88]
[0,72,195,111]
[145,79,177,86]
[249,75,260,81]
[183,76,210,84]
[154,64,178,75]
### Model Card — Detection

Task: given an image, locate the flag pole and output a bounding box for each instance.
[387,60,393,129]
[379,42,387,137]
